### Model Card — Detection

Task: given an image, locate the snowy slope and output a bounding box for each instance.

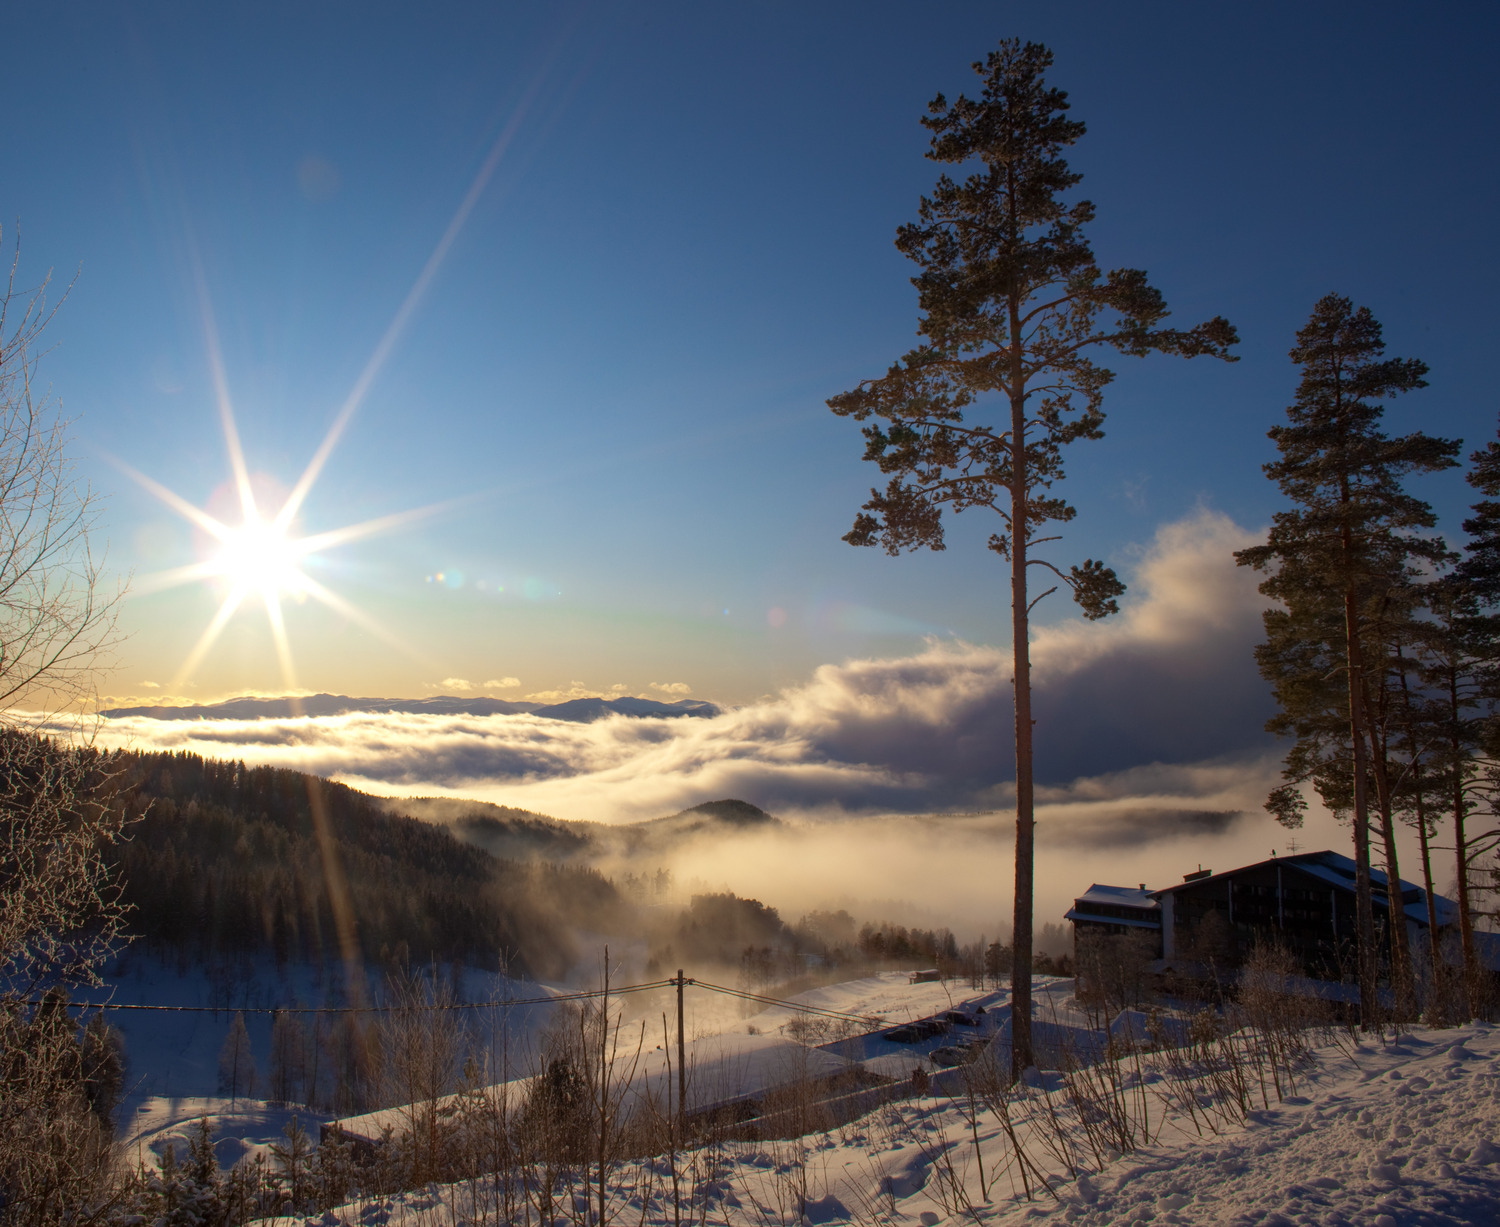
[99,953,564,1104]
[1033,1024,1500,1227]
[321,1019,1500,1227]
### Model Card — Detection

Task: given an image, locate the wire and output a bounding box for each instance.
[690,979,887,1026]
[27,974,904,1028]
[32,978,679,1016]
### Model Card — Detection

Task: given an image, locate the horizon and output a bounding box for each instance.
[2,3,1493,957]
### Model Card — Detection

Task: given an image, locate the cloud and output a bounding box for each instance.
[1026,508,1274,778]
[524,681,630,703]
[89,510,1276,826]
[141,681,161,691]
[83,506,1334,929]
[649,682,692,696]
[438,678,474,691]
[484,678,521,690]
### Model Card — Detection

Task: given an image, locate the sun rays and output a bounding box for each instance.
[121,62,552,697]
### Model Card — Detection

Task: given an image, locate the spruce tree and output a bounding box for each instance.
[830,39,1236,1075]
[1237,294,1458,1024]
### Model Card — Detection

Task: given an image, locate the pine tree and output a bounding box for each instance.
[269,1115,313,1212]
[829,39,1237,1074]
[79,1012,126,1127]
[184,1115,219,1191]
[1450,418,1500,1012]
[1237,294,1458,1025]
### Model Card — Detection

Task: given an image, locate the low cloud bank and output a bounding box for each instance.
[90,509,1276,828]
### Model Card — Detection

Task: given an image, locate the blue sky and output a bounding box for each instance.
[5,2,1498,708]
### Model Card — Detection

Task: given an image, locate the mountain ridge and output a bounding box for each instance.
[381,795,781,864]
[101,692,720,723]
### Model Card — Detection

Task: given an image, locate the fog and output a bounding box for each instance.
[80,508,1409,938]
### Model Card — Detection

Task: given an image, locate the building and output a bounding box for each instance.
[1064,883,1162,960]
[1152,850,1453,982]
[1067,850,1496,990]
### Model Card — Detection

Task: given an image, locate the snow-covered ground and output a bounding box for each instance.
[120,967,1500,1227]
[1025,1024,1500,1227]
[99,952,564,1103]
[320,1012,1500,1227]
[119,1095,329,1178]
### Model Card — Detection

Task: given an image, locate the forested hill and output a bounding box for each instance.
[108,751,628,979]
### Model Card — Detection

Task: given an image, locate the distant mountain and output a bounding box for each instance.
[102,693,720,722]
[529,696,720,722]
[641,798,779,836]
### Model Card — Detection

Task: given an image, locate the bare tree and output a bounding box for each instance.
[0,231,120,715]
[0,231,131,1224]
[378,967,468,1184]
[217,1011,258,1104]
[0,231,128,997]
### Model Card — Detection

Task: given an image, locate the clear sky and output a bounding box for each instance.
[5,1,1498,710]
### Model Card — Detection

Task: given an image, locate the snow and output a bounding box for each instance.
[1072,884,1160,910]
[120,1095,328,1176]
[1042,1025,1500,1227]
[119,964,1500,1227]
[98,951,564,1105]
[334,1031,862,1148]
[312,1007,1500,1227]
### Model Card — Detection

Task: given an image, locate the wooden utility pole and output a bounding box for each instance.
[676,969,687,1132]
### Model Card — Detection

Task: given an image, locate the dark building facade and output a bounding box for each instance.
[1065,850,1500,992]
[1151,850,1454,982]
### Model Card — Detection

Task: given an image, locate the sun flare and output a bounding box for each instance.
[119,101,524,695]
[213,517,305,598]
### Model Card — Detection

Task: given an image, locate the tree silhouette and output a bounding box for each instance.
[1237,294,1457,1024]
[830,39,1236,1073]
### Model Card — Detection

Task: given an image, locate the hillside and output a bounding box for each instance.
[384,795,781,864]
[109,752,628,978]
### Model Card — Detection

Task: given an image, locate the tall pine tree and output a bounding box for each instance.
[1450,418,1500,1013]
[1237,294,1457,1025]
[830,40,1237,1073]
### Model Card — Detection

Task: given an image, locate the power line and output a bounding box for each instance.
[690,979,887,1025]
[25,974,916,1030]
[32,978,678,1015]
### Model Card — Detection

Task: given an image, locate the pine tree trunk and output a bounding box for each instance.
[1008,296,1035,1081]
[1413,779,1442,1019]
[1453,766,1480,1020]
[1367,738,1416,1019]
[1343,584,1380,1028]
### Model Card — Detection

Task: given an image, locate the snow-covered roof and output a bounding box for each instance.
[1073,884,1160,911]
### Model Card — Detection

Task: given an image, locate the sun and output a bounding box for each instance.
[116,384,452,692]
[116,94,534,694]
[213,516,306,599]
